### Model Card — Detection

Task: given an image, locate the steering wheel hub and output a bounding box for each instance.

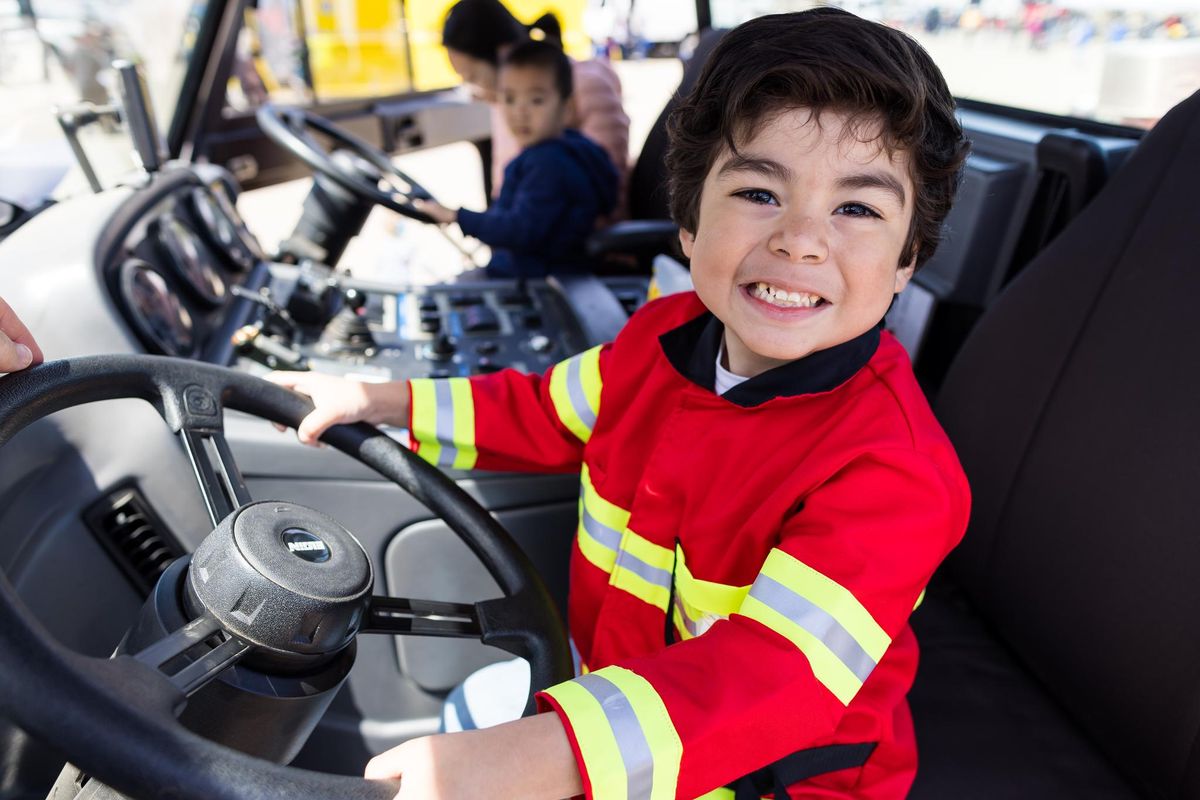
[186,501,373,657]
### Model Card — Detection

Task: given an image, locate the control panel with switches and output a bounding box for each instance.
[243,270,650,382]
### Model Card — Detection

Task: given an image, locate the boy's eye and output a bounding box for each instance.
[836,202,881,219]
[734,189,777,206]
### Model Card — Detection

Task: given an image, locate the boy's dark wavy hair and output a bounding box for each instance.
[666,8,969,269]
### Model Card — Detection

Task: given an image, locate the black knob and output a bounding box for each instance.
[419,311,441,333]
[344,288,367,311]
[318,306,375,352]
[429,332,456,361]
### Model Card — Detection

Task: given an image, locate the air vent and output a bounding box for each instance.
[84,485,185,596]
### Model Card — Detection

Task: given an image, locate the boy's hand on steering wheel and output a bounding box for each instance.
[364,714,582,800]
[264,372,410,446]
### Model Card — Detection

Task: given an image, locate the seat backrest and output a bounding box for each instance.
[935,90,1200,799]
[626,29,725,221]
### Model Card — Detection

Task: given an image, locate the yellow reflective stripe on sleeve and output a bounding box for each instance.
[407,378,477,469]
[545,680,629,800]
[741,593,863,705]
[544,666,682,800]
[446,378,477,469]
[577,463,627,573]
[759,551,890,662]
[611,529,674,612]
[409,379,440,465]
[549,345,603,443]
[740,549,891,706]
[694,789,736,800]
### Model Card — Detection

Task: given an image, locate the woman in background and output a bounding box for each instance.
[442,0,630,218]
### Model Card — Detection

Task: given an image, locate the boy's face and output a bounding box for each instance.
[680,108,916,377]
[498,65,568,148]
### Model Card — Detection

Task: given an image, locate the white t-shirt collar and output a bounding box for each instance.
[715,336,751,395]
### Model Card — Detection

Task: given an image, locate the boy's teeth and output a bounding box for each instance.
[750,282,823,308]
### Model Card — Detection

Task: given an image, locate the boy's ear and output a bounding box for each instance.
[678,228,696,259]
[894,255,917,294]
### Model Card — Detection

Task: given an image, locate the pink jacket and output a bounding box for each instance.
[490,58,630,220]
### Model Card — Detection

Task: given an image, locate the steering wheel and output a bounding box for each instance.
[0,356,572,800]
[256,104,439,224]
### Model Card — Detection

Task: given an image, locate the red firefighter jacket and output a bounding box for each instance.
[407,292,970,800]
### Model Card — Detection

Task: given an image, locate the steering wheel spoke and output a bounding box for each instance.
[180,427,253,528]
[360,595,482,638]
[66,613,249,725]
[131,612,252,698]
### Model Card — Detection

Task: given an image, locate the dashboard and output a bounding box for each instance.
[94,166,647,385]
[101,172,266,361]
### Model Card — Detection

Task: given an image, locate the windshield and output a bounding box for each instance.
[712,1,1200,130]
[0,0,205,205]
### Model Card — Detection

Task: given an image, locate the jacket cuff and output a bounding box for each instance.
[456,208,484,238]
[536,693,592,800]
[407,377,478,470]
[538,666,683,800]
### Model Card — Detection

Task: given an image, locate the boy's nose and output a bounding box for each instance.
[768,216,828,263]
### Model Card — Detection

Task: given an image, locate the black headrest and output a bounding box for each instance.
[627,29,726,221]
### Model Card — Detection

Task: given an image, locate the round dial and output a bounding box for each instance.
[190,187,253,271]
[156,216,226,305]
[210,183,266,261]
[119,260,196,356]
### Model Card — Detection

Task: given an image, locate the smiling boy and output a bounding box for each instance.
[685,105,918,376]
[417,38,618,278]
[272,8,971,798]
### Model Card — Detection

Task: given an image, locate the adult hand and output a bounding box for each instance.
[0,296,43,372]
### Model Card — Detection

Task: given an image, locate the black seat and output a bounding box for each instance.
[909,89,1200,798]
[585,29,726,268]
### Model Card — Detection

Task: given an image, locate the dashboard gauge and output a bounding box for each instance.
[155,216,227,305]
[210,182,266,261]
[119,259,196,357]
[190,187,254,271]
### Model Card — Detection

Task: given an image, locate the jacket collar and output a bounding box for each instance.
[658,312,881,407]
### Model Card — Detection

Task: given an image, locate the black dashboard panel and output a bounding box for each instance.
[100,169,269,361]
[150,215,228,306]
[96,166,650,386]
[187,185,262,272]
[244,268,648,382]
[117,258,198,358]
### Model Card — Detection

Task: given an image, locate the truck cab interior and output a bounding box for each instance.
[0,1,1195,798]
